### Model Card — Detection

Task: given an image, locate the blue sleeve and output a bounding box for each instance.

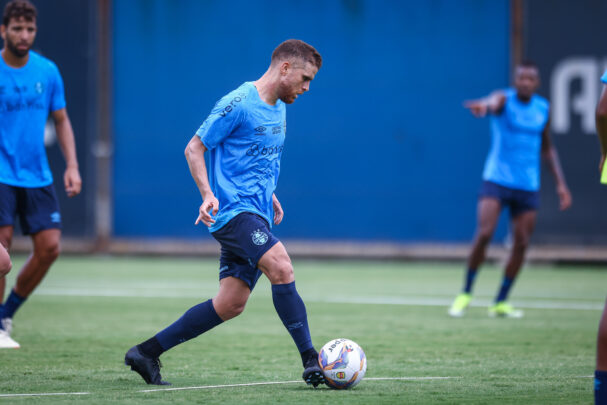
[49,63,66,112]
[602,70,607,84]
[196,95,245,150]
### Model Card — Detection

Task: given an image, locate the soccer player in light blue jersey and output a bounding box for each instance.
[594,69,607,405]
[0,0,82,349]
[125,39,324,387]
[448,61,571,318]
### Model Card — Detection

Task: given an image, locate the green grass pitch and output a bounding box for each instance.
[0,255,604,404]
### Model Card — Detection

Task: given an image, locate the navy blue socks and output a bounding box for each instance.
[0,290,26,326]
[463,268,477,294]
[496,276,515,302]
[138,284,313,360]
[150,299,223,355]
[272,281,313,354]
[596,370,607,404]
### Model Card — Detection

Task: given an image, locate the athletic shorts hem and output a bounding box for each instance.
[23,223,61,236]
[478,180,539,218]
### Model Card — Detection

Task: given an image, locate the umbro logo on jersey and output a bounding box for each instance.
[255,126,267,132]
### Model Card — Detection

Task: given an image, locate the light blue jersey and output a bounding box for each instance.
[602,69,607,84]
[196,82,286,233]
[0,51,66,187]
[482,88,549,191]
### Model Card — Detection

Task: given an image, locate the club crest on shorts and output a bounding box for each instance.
[251,229,269,246]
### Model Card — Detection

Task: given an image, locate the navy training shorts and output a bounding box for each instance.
[0,182,62,235]
[479,180,539,218]
[211,212,279,291]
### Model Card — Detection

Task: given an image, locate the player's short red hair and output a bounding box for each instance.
[272,39,322,69]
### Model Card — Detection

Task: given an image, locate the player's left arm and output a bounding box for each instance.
[541,114,571,211]
[272,193,284,225]
[52,107,82,197]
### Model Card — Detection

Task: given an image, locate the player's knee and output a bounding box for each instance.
[217,300,247,321]
[512,234,530,251]
[476,228,493,245]
[0,259,11,277]
[35,241,60,263]
[268,259,294,284]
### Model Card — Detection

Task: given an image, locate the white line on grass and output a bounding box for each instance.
[321,296,605,311]
[138,376,458,393]
[33,288,605,311]
[0,392,90,398]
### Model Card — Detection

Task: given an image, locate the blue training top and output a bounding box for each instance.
[602,69,607,84]
[196,82,286,233]
[0,51,66,187]
[482,88,549,192]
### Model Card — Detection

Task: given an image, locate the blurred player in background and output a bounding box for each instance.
[125,39,325,387]
[594,69,607,405]
[0,0,82,349]
[448,61,571,318]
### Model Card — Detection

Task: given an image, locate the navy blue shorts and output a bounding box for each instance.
[211,212,279,291]
[0,183,62,235]
[479,181,539,218]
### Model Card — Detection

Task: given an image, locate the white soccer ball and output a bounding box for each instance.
[318,338,367,389]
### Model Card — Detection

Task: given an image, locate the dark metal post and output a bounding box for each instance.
[95,0,113,252]
[511,0,524,69]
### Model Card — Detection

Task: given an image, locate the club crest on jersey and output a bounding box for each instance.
[35,82,44,94]
[251,229,269,246]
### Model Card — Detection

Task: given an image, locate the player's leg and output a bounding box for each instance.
[466,197,502,283]
[258,242,324,387]
[1,185,62,336]
[125,216,258,385]
[0,182,18,304]
[14,228,60,297]
[0,226,18,349]
[0,244,11,278]
[448,196,501,317]
[125,277,246,385]
[0,226,14,291]
[596,298,607,404]
[489,209,536,318]
[0,229,60,331]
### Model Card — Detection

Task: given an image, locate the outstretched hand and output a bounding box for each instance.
[463,100,489,118]
[195,195,219,226]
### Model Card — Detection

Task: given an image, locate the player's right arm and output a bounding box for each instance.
[185,136,218,226]
[596,85,607,171]
[187,89,246,226]
[463,91,507,117]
